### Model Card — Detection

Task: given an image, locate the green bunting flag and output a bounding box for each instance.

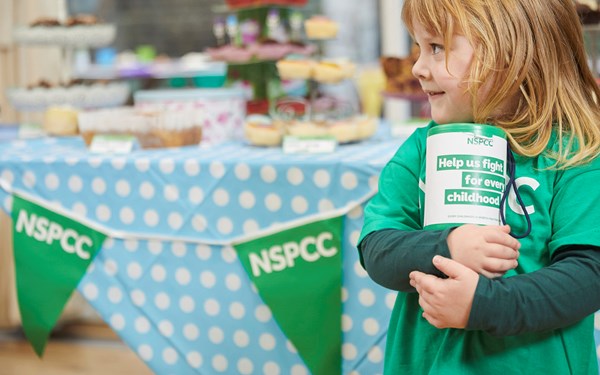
[234,216,343,375]
[11,194,107,356]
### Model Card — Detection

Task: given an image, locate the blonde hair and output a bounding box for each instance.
[402,0,600,168]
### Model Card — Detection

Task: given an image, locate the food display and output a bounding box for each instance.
[77,107,203,149]
[245,112,377,145]
[244,16,378,147]
[7,13,126,131]
[277,58,355,83]
[206,6,315,64]
[205,2,321,115]
[298,117,378,142]
[13,14,116,47]
[7,80,130,111]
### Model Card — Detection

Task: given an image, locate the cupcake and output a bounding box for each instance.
[304,16,339,40]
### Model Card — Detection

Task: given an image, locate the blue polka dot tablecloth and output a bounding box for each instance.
[0,131,405,375]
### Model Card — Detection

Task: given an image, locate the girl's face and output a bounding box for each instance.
[411,22,476,124]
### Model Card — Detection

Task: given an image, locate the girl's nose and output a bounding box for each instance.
[412,56,429,80]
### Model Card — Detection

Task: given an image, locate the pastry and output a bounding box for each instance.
[355,115,378,139]
[313,59,356,84]
[64,14,99,26]
[30,18,61,27]
[328,119,359,143]
[276,59,315,80]
[304,16,339,40]
[43,106,79,136]
[244,115,284,146]
[286,121,330,137]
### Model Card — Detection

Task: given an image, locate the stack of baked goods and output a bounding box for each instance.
[277,58,355,83]
[259,14,376,147]
[276,15,354,83]
[77,107,203,149]
[13,14,116,47]
[244,114,377,146]
[6,79,130,111]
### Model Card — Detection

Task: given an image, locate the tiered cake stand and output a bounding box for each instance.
[266,17,377,145]
[8,19,129,112]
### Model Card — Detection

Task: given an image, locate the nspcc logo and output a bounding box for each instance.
[15,210,94,260]
[248,231,338,277]
[467,136,493,147]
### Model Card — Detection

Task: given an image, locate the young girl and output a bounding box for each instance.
[359,0,600,373]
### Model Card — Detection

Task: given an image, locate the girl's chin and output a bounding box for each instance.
[431,114,474,124]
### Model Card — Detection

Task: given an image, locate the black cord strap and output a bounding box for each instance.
[499,143,532,239]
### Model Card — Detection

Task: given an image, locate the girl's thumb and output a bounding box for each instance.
[432,255,465,279]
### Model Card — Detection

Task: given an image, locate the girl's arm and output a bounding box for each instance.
[467,245,600,335]
[359,228,453,292]
[359,225,520,291]
[368,228,600,334]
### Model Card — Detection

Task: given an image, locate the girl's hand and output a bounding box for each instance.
[409,255,478,329]
[447,224,520,278]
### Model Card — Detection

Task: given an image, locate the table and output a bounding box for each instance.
[2,129,599,374]
[0,129,402,375]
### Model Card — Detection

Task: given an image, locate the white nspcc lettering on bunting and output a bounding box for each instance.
[15,209,93,260]
[248,232,338,277]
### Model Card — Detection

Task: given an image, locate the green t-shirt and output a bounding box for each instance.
[360,122,600,374]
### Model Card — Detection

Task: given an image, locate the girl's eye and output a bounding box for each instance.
[431,44,444,55]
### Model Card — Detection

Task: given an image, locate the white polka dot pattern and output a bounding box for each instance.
[76,215,393,375]
[0,138,399,244]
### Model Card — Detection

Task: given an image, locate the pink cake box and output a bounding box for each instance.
[134,88,247,144]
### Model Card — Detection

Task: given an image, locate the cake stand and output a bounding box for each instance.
[8,17,129,112]
[268,18,378,145]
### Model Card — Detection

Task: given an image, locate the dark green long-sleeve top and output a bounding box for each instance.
[359,228,600,335]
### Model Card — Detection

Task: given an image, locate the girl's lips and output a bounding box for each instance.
[426,91,444,97]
